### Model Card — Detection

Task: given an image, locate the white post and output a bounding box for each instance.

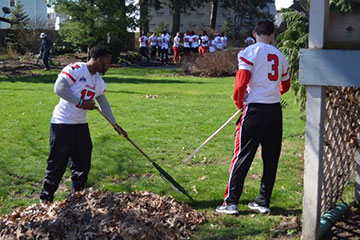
[302,86,326,240]
[309,0,329,49]
[301,1,329,239]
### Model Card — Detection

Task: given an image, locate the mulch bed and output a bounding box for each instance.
[325,204,360,239]
[0,190,205,240]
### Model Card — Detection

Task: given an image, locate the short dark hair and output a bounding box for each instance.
[90,45,111,59]
[255,20,275,36]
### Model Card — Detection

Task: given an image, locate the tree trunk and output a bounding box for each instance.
[119,0,127,33]
[172,0,181,36]
[139,0,149,33]
[210,0,218,29]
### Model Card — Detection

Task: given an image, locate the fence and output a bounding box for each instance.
[299,48,360,239]
[322,86,359,214]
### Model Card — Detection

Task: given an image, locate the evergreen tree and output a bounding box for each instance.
[277,0,360,110]
[6,0,30,54]
[55,0,136,54]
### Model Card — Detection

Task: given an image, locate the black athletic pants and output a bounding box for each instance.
[223,103,282,208]
[42,51,50,69]
[39,123,92,202]
[161,48,168,64]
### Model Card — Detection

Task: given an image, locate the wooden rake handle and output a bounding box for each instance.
[183,109,242,163]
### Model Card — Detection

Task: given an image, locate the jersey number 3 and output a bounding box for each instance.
[267,54,279,81]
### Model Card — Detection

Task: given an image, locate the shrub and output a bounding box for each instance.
[181,48,240,77]
[0,46,18,61]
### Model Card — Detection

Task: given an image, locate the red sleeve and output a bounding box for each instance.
[233,69,251,109]
[279,79,290,95]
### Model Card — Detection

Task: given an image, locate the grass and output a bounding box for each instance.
[0,67,355,239]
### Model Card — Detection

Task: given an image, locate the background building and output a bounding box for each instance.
[0,0,47,29]
[148,2,276,33]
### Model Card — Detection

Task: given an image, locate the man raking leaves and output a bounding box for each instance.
[39,45,192,204]
[39,46,127,204]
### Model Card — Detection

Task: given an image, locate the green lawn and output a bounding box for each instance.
[0,66,313,239]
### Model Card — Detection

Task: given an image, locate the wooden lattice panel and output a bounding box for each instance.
[321,87,360,214]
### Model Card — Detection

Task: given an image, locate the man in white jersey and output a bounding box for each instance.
[214,33,223,50]
[190,31,199,56]
[149,33,158,60]
[216,20,290,215]
[199,31,209,57]
[138,31,149,61]
[173,32,181,64]
[220,32,228,48]
[183,31,192,59]
[39,46,127,204]
[159,30,170,65]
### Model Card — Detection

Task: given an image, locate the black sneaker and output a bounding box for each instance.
[216,204,239,215]
[248,202,270,214]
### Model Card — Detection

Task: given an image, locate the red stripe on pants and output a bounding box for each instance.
[223,105,248,204]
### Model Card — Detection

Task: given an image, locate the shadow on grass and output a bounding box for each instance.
[191,199,301,216]
[0,74,203,85]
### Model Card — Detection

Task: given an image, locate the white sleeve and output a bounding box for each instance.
[58,63,81,86]
[238,48,256,71]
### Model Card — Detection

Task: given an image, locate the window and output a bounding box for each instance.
[10,0,15,7]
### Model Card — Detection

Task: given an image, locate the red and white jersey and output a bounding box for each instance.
[139,36,148,47]
[200,35,209,47]
[149,36,158,46]
[214,36,223,49]
[51,62,106,124]
[191,34,199,48]
[173,36,181,48]
[183,35,192,48]
[238,42,290,104]
[160,34,170,49]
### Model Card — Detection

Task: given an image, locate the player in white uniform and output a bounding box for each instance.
[159,30,170,65]
[214,33,223,50]
[216,20,290,215]
[221,32,228,48]
[39,46,127,204]
[183,31,192,59]
[149,33,158,60]
[138,31,149,61]
[173,32,181,64]
[190,31,199,55]
[199,31,209,57]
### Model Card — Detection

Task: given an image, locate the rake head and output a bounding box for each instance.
[152,161,195,202]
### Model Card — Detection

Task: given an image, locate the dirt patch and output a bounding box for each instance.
[0,53,88,77]
[0,190,205,240]
[272,215,302,239]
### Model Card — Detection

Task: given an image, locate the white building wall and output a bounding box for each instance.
[0,0,47,29]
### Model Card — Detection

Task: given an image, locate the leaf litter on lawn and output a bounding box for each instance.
[0,189,205,240]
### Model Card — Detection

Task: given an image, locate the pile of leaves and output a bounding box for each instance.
[0,190,205,240]
[181,48,240,77]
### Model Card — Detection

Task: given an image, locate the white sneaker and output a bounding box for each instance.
[248,202,270,214]
[216,204,239,215]
[40,199,51,205]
